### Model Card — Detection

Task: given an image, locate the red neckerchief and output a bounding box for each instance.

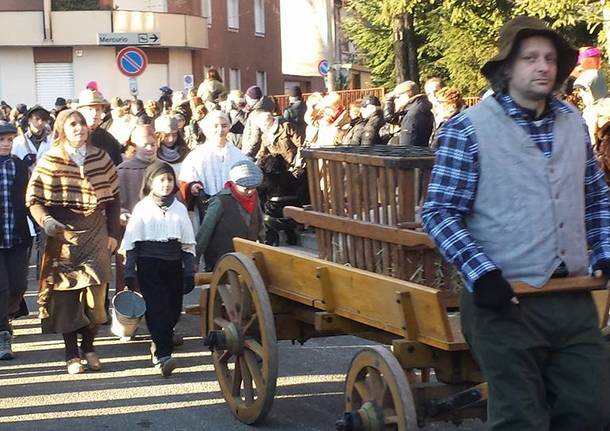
[225,181,257,214]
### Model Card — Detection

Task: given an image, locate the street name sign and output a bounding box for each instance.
[98,32,160,46]
[116,46,148,77]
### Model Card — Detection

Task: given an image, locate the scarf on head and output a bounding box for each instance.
[225,181,257,214]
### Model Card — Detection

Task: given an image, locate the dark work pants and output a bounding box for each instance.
[0,246,29,332]
[137,257,183,360]
[461,290,610,431]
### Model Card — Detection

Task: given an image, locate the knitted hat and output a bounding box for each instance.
[141,160,179,197]
[229,159,263,188]
[578,46,602,64]
[160,85,173,94]
[246,85,263,100]
[154,115,179,134]
[288,86,302,98]
[86,81,99,91]
[0,120,17,135]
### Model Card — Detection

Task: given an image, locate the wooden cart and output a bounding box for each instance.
[194,238,610,430]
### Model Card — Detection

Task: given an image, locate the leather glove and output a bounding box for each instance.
[183,275,195,295]
[42,216,66,237]
[473,270,515,310]
[593,260,610,278]
[125,277,136,291]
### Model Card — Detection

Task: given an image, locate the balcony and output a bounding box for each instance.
[0,7,207,49]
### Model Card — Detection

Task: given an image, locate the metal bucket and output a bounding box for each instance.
[111,289,146,338]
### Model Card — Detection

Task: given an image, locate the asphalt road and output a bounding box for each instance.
[0,269,485,431]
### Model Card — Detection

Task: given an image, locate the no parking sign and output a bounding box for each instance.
[116,46,148,77]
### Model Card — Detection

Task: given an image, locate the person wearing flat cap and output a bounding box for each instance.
[195,159,264,271]
[77,89,123,166]
[0,121,31,361]
[11,105,52,169]
[422,16,610,429]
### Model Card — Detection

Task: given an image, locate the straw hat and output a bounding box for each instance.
[77,89,109,107]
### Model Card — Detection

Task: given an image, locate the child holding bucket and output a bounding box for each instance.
[120,161,196,377]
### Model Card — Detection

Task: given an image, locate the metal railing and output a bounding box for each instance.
[273,87,480,112]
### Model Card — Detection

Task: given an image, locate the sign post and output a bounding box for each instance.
[116,47,148,99]
[183,74,194,90]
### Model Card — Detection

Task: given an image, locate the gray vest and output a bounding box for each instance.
[464,97,589,287]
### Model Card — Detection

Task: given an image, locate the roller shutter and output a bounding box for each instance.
[35,63,74,109]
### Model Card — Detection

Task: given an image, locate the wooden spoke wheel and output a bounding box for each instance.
[340,346,417,431]
[207,252,278,425]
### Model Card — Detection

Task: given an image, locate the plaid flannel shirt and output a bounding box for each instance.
[421,93,610,291]
[0,156,16,249]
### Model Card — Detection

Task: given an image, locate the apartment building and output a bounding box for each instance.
[0,0,282,107]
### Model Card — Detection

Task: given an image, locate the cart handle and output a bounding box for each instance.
[512,276,608,296]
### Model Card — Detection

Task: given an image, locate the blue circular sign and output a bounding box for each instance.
[116,47,148,77]
[318,59,330,77]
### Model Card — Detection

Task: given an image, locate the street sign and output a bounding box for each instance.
[116,46,148,77]
[97,32,160,46]
[128,78,138,96]
[183,74,194,89]
[318,59,330,77]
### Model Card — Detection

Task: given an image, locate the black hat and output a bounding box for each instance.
[0,120,17,135]
[25,104,50,120]
[361,95,381,108]
[15,104,27,115]
[55,97,67,107]
[140,161,179,197]
[288,86,302,98]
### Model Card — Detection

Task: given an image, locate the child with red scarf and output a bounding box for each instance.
[195,159,264,271]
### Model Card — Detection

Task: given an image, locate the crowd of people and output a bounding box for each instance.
[2,23,610,431]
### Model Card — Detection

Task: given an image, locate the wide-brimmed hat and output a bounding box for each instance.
[77,89,109,107]
[25,104,50,120]
[229,159,263,188]
[481,16,578,86]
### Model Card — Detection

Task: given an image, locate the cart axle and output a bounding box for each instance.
[336,402,383,431]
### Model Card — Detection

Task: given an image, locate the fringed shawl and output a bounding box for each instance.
[26,145,119,214]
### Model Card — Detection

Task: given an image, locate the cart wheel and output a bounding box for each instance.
[207,252,278,424]
[338,346,417,431]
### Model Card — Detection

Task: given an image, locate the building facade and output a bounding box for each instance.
[280,0,371,93]
[199,0,283,95]
[0,0,284,108]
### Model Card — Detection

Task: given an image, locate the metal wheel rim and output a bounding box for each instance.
[208,252,278,424]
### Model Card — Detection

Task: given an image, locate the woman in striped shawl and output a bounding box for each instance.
[26,109,120,375]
